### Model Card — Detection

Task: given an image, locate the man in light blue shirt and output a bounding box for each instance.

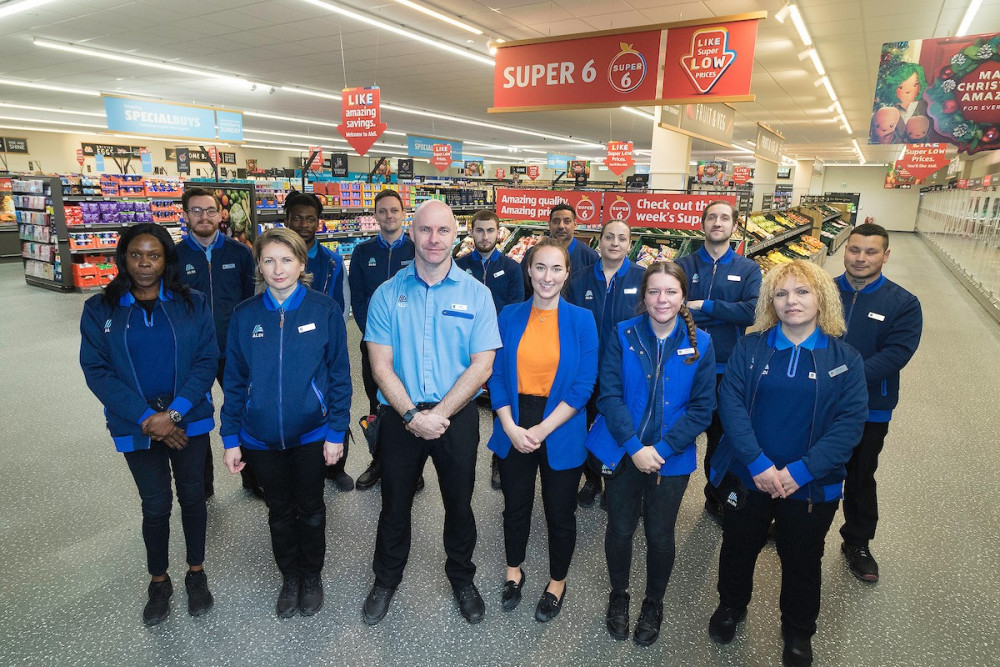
[362,199,500,627]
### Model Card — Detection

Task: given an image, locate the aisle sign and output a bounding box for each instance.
[331,153,348,178]
[602,193,737,229]
[897,143,950,181]
[985,174,993,187]
[140,149,153,174]
[76,149,84,166]
[527,165,540,180]
[430,144,453,172]
[82,143,144,158]
[605,141,634,175]
[1,137,28,153]
[408,135,463,165]
[176,147,190,174]
[490,13,762,112]
[754,123,783,163]
[733,164,752,185]
[104,95,243,141]
[338,86,388,156]
[958,178,969,189]
[546,153,575,170]
[659,102,736,145]
[307,146,324,171]
[397,158,414,179]
[495,188,601,223]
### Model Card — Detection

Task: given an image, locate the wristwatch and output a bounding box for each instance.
[167,409,183,424]
[402,408,419,424]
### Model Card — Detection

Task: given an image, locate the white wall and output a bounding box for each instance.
[814,165,920,231]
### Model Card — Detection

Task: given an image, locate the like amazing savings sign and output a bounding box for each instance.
[491,12,761,112]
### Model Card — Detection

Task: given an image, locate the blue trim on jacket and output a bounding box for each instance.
[675,246,761,370]
[347,234,415,334]
[307,241,345,313]
[80,285,219,452]
[709,326,869,503]
[486,298,598,470]
[221,283,351,451]
[565,257,645,348]
[837,273,922,416]
[586,314,716,476]
[455,247,524,314]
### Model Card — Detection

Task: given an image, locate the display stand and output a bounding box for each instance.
[14,175,74,291]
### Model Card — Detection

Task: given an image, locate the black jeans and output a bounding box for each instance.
[374,402,479,590]
[242,442,327,577]
[717,489,839,639]
[498,394,582,581]
[605,456,689,600]
[124,433,209,576]
[703,374,724,503]
[840,421,890,546]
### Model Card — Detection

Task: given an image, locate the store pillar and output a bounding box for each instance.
[792,159,814,206]
[649,106,691,191]
[752,158,778,211]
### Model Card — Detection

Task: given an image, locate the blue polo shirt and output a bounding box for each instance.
[364,260,502,405]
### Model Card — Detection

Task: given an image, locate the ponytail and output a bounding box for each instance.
[679,304,700,364]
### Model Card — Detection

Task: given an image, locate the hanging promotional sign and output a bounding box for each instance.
[527,165,540,180]
[246,159,261,174]
[216,110,244,142]
[165,147,235,164]
[338,86,388,156]
[175,147,190,174]
[495,189,600,223]
[463,159,484,177]
[490,13,762,112]
[95,154,105,172]
[330,153,348,178]
[897,143,950,180]
[206,146,219,168]
[659,102,736,146]
[140,149,153,174]
[696,161,727,184]
[732,164,752,185]
[104,95,243,141]
[510,165,528,175]
[605,141,634,175]
[602,193,737,229]
[546,153,575,170]
[76,149,84,166]
[407,135,463,165]
[430,144,453,172]
[397,158,414,179]
[869,32,1000,153]
[754,123,783,163]
[82,143,144,158]
[307,146,324,171]
[495,168,506,180]
[1,137,27,153]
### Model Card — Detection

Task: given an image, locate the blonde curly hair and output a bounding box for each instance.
[748,260,845,337]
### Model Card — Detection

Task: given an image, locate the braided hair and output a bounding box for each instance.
[638,261,700,364]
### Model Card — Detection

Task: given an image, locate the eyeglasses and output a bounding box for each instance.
[186,207,220,217]
[289,215,319,225]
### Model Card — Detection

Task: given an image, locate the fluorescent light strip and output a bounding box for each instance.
[393,0,483,35]
[816,76,837,103]
[244,128,341,143]
[0,0,60,19]
[957,0,982,36]
[0,114,105,128]
[0,123,82,135]
[280,86,341,101]
[806,49,825,76]
[0,102,105,117]
[0,77,99,96]
[620,106,656,121]
[730,143,755,154]
[244,110,338,128]
[787,5,812,46]
[301,0,494,66]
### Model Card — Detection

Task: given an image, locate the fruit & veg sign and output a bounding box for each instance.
[490,13,762,112]
[338,86,387,156]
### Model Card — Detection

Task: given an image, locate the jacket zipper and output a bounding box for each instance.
[162,302,180,402]
[123,306,147,404]
[706,260,719,300]
[634,331,658,442]
[844,291,858,334]
[278,308,286,450]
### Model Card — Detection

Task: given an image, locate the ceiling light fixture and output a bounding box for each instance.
[957,0,983,36]
[280,86,342,101]
[798,48,825,76]
[0,102,105,117]
[0,77,99,96]
[785,5,812,46]
[851,138,866,164]
[0,123,80,135]
[0,114,105,128]
[620,106,656,121]
[730,143,756,154]
[392,0,483,35]
[815,76,838,103]
[300,0,494,66]
[0,0,60,19]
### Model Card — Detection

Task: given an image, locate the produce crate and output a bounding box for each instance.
[503,226,546,264]
[629,235,692,267]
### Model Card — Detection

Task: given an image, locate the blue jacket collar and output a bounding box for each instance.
[837,272,885,294]
[594,257,631,280]
[697,245,734,265]
[471,248,501,263]
[376,232,408,250]
[307,241,319,259]
[184,231,223,252]
[119,281,173,306]
[263,282,306,311]
[567,237,578,253]
[638,312,681,346]
[770,325,827,350]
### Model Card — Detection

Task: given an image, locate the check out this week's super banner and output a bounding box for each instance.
[490,12,762,112]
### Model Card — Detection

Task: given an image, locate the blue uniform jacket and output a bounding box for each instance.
[176,234,254,356]
[565,258,645,348]
[221,284,351,450]
[487,299,598,470]
[709,327,868,503]
[837,273,922,416]
[80,286,218,452]
[455,248,524,313]
[347,234,414,334]
[587,315,716,476]
[676,246,761,371]
[308,242,345,314]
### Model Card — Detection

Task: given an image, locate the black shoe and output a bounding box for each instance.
[455,584,485,624]
[362,584,395,625]
[416,475,425,492]
[501,569,525,612]
[356,459,381,490]
[276,576,300,619]
[299,574,323,616]
[606,589,630,640]
[578,480,599,507]
[491,455,502,491]
[328,470,355,492]
[242,481,265,500]
[708,604,747,644]
[633,597,663,647]
[143,576,173,626]
[534,584,565,622]
[782,632,813,666]
[704,498,724,525]
[184,570,213,617]
[842,543,879,582]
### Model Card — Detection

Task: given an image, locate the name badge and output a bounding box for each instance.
[298,323,316,333]
[808,371,817,380]
[493,270,505,278]
[677,347,695,356]
[868,312,885,321]
[450,303,468,311]
[623,287,638,294]
[222,263,236,269]
[828,364,848,378]
[727,275,742,282]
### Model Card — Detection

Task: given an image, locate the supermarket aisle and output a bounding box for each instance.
[1,232,998,666]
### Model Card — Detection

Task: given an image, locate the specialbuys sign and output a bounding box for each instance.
[103,96,243,141]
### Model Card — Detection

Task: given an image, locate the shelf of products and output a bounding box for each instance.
[0,176,18,259]
[12,176,73,291]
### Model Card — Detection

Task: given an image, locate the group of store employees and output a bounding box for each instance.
[80,195,920,667]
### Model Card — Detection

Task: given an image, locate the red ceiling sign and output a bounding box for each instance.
[605,141,634,175]
[898,143,950,181]
[732,164,751,184]
[490,13,761,112]
[206,145,218,166]
[601,193,737,229]
[338,86,388,156]
[430,144,452,172]
[495,168,506,179]
[527,165,540,180]
[76,149,84,166]
[307,146,323,170]
[495,188,600,223]
[957,178,969,188]
[985,174,993,187]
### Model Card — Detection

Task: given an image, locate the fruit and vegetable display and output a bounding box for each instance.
[506,233,541,263]
[213,187,252,241]
[635,243,680,267]
[455,225,511,258]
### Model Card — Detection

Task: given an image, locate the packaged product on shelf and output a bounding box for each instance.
[454,236,475,257]
[505,233,541,263]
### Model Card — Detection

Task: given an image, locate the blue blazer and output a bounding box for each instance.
[487,298,598,470]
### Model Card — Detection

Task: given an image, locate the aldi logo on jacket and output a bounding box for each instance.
[252,324,264,338]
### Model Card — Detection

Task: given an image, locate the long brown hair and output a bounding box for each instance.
[638,261,700,363]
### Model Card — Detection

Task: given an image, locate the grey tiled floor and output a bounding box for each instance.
[1,232,998,666]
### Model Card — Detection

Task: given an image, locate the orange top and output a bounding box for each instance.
[517,307,560,397]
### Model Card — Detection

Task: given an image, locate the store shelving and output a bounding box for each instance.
[13,176,73,291]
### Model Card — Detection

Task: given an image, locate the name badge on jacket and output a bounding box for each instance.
[493,270,505,278]
[868,312,885,321]
[727,275,741,282]
[624,287,638,294]
[298,323,316,333]
[223,263,236,269]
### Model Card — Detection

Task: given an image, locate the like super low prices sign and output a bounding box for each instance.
[604,193,737,230]
[898,143,950,181]
[605,141,634,175]
[431,144,453,172]
[338,86,388,156]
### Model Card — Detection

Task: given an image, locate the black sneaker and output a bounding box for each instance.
[633,597,663,647]
[299,574,324,616]
[491,455,502,491]
[362,584,395,625]
[842,543,879,582]
[276,576,301,619]
[329,471,355,492]
[708,604,746,644]
[782,631,813,666]
[455,584,485,624]
[356,458,381,490]
[606,589,630,640]
[143,576,173,626]
[578,480,599,507]
[184,570,214,617]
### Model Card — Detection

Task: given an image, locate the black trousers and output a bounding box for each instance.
[124,434,209,576]
[359,340,380,418]
[373,402,479,590]
[605,457,689,600]
[703,374,724,502]
[582,392,603,489]
[243,442,327,578]
[498,395,582,581]
[213,357,260,490]
[840,421,890,546]
[717,489,839,639]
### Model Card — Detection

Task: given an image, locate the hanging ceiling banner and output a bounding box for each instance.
[897,143,951,180]
[754,123,784,163]
[605,141,634,175]
[659,103,736,146]
[430,144,453,172]
[338,86,388,156]
[868,32,1000,153]
[603,192,737,229]
[407,135,463,166]
[103,95,242,142]
[489,12,762,113]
